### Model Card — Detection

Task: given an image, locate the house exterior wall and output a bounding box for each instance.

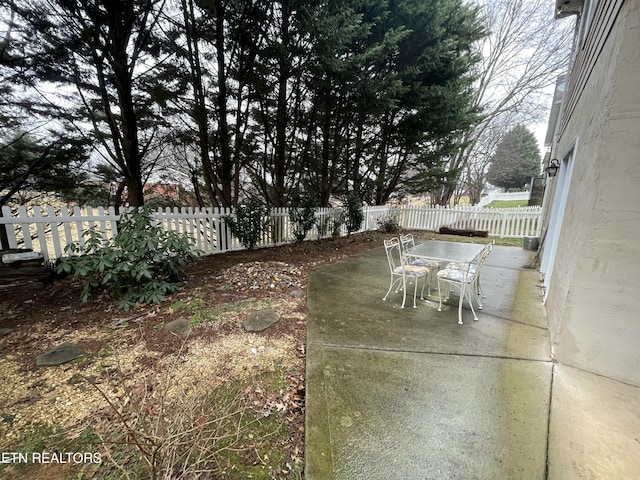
[545,1,640,386]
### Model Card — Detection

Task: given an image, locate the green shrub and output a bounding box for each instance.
[377,212,401,233]
[224,197,270,250]
[56,207,198,310]
[288,192,317,243]
[330,213,344,239]
[316,216,330,239]
[344,193,364,236]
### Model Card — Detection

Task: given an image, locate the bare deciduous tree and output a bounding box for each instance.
[435,0,573,205]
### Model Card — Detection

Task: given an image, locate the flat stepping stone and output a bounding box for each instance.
[36,342,84,366]
[243,309,280,332]
[1,413,15,424]
[163,318,191,336]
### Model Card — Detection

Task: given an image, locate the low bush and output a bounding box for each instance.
[330,214,344,239]
[377,211,402,233]
[56,207,198,310]
[224,197,271,250]
[344,193,364,236]
[288,192,317,243]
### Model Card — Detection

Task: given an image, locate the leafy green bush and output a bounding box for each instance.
[377,212,401,233]
[316,216,330,239]
[56,207,198,310]
[330,213,344,239]
[344,193,364,235]
[224,197,270,250]
[288,192,317,243]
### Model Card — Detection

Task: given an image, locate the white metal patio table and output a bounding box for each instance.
[404,240,484,265]
[404,240,485,321]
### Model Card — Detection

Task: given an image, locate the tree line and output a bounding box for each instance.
[1,0,485,209]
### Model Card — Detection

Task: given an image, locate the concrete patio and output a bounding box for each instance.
[304,242,640,479]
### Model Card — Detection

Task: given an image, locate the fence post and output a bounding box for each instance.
[0,207,8,250]
[0,206,18,249]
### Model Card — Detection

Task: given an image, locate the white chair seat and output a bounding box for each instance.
[395,265,429,277]
[437,268,474,284]
[410,258,441,269]
[445,262,477,273]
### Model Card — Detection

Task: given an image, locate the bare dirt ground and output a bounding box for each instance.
[0,230,398,479]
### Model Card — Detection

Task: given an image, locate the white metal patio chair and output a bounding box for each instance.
[383,237,430,309]
[442,240,494,300]
[436,244,491,324]
[399,233,440,295]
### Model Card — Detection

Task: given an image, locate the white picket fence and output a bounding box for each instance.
[363,205,542,237]
[0,204,542,265]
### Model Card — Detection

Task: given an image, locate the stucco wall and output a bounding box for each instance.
[547,2,640,386]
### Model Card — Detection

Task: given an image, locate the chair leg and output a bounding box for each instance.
[466,284,479,321]
[412,279,420,308]
[457,283,464,325]
[383,275,396,301]
[426,270,433,296]
[400,276,407,308]
[437,280,443,312]
[472,280,483,309]
[477,277,486,298]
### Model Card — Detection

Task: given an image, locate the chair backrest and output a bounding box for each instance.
[468,243,492,280]
[482,241,493,261]
[399,233,415,253]
[468,241,492,266]
[384,237,403,272]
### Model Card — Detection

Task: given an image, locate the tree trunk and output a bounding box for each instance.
[319,88,332,207]
[183,0,217,207]
[106,0,144,207]
[214,0,233,207]
[352,115,364,196]
[272,0,290,207]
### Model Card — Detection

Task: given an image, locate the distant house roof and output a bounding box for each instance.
[144,183,181,200]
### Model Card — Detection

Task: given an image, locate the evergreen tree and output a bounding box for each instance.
[299,0,485,205]
[2,0,486,209]
[0,132,89,248]
[5,0,167,206]
[0,133,89,208]
[486,125,541,190]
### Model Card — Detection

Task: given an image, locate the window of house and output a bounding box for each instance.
[579,0,599,47]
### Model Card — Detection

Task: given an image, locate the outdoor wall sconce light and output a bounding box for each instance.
[546,158,560,177]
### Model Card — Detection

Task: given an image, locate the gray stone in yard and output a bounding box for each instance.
[290,290,304,298]
[244,309,280,332]
[1,413,15,424]
[36,342,84,367]
[164,318,191,336]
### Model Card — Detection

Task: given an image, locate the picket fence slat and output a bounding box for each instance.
[0,204,542,264]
